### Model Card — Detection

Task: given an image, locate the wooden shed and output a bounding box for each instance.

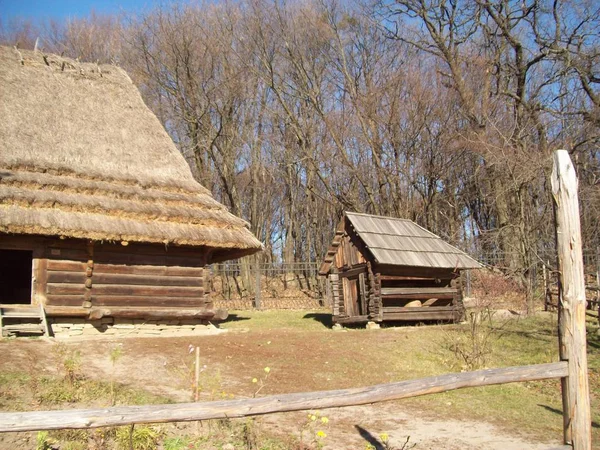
[0,46,262,335]
[319,212,481,325]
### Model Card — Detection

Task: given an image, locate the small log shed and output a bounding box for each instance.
[319,212,481,325]
[0,46,262,327]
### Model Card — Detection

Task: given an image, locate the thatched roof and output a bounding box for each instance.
[0,46,262,261]
[319,212,481,274]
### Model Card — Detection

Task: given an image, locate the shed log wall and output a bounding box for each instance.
[326,221,464,324]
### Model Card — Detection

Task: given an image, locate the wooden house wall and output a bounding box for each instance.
[334,234,366,271]
[0,235,211,315]
[372,264,461,322]
[330,228,370,323]
[328,256,463,324]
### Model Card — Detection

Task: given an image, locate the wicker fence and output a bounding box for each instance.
[208,262,323,310]
[207,249,599,311]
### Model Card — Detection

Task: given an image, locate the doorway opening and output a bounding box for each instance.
[0,249,33,304]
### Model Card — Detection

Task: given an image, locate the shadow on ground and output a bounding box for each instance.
[539,404,600,429]
[355,425,384,450]
[222,314,251,323]
[303,313,332,328]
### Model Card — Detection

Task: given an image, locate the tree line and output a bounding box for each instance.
[3,0,599,285]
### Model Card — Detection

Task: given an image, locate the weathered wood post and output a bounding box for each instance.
[194,347,200,402]
[254,261,262,310]
[596,247,599,329]
[543,263,549,311]
[551,149,591,449]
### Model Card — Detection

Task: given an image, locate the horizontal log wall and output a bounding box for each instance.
[0,362,568,432]
[46,259,86,306]
[0,236,211,314]
[372,268,462,321]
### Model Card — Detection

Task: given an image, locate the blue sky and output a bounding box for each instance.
[0,0,166,22]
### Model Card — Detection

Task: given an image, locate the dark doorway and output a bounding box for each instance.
[0,249,33,304]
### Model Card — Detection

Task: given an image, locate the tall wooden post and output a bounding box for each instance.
[254,262,262,311]
[194,347,200,402]
[596,247,599,329]
[543,263,549,311]
[551,150,591,449]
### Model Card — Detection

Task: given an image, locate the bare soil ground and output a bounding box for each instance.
[1,309,584,449]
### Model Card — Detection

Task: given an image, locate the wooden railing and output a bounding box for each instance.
[0,151,591,449]
[0,362,567,432]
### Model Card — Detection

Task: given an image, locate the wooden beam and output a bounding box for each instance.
[338,265,367,279]
[380,287,456,295]
[0,362,567,432]
[87,307,227,321]
[382,310,460,322]
[92,296,206,308]
[374,264,459,279]
[33,258,48,305]
[93,264,203,277]
[90,273,202,287]
[47,260,87,272]
[334,314,369,324]
[381,293,455,301]
[552,150,592,450]
[48,284,203,297]
[382,306,457,314]
[44,306,227,321]
[378,275,451,282]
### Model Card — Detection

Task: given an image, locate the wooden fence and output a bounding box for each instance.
[544,267,600,329]
[0,150,592,449]
[0,363,567,432]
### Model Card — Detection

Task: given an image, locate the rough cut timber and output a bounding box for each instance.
[0,46,262,326]
[320,212,481,325]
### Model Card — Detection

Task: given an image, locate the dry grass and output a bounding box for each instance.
[0,46,197,190]
[0,310,598,448]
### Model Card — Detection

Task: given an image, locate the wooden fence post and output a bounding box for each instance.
[254,263,261,310]
[465,270,471,298]
[543,263,548,311]
[194,347,200,402]
[551,149,591,449]
[596,247,599,329]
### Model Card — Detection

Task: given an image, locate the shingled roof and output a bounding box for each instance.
[0,46,262,262]
[320,212,480,274]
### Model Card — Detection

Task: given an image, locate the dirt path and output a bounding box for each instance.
[0,328,564,449]
[258,403,556,450]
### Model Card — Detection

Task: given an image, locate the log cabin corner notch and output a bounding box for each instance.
[0,46,263,333]
[319,212,481,325]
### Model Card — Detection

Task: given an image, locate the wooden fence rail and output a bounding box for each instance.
[0,362,567,433]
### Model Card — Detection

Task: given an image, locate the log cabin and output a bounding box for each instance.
[0,46,262,336]
[319,212,481,325]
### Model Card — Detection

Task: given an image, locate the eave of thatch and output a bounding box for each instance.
[0,46,262,256]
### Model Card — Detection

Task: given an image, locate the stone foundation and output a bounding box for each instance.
[48,318,217,338]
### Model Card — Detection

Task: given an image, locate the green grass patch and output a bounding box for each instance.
[0,370,172,411]
[221,309,331,331]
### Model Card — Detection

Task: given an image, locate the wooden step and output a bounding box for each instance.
[2,324,45,332]
[0,304,50,337]
[1,311,42,318]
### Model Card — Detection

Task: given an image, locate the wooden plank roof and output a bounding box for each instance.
[319,212,481,274]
